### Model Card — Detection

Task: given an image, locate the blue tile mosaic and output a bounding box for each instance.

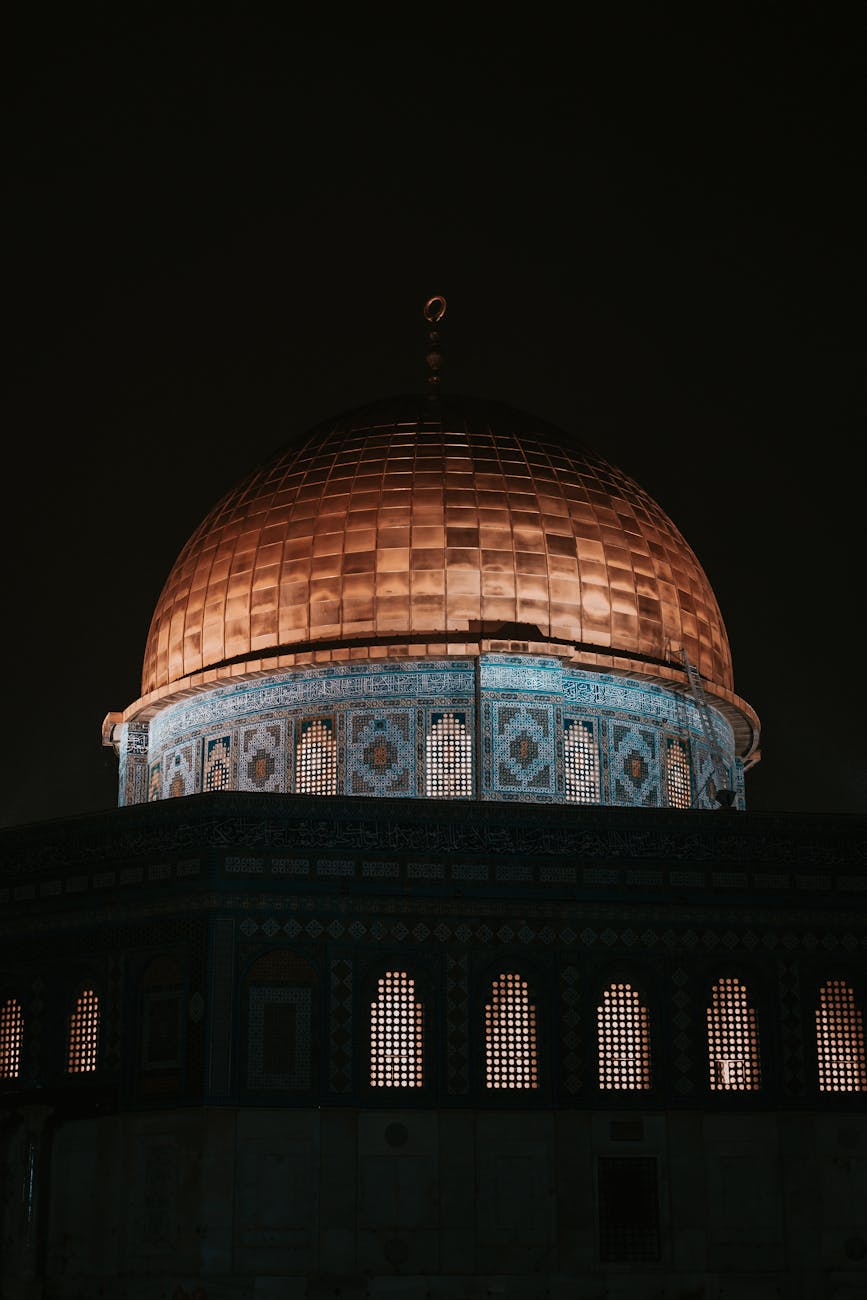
[118,655,744,810]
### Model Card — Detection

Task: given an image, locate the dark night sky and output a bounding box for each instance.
[4,15,865,829]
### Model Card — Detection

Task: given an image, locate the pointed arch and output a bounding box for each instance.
[665,737,692,808]
[564,718,601,804]
[67,987,100,1073]
[296,718,337,794]
[816,979,867,1092]
[0,997,23,1079]
[425,711,472,797]
[485,972,539,1090]
[707,977,761,1090]
[598,982,651,1090]
[369,970,423,1088]
[244,948,317,1092]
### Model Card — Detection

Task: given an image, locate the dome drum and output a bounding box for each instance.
[109,655,744,812]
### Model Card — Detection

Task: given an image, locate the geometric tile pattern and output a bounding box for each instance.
[348,712,415,796]
[103,952,123,1072]
[778,959,805,1096]
[610,723,658,807]
[163,743,196,799]
[671,966,693,1094]
[445,951,469,1093]
[247,986,312,1090]
[560,964,581,1093]
[207,918,235,1097]
[490,703,556,796]
[694,739,726,810]
[329,957,353,1093]
[122,655,742,810]
[238,721,285,793]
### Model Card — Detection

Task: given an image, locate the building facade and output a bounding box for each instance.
[1,365,864,1297]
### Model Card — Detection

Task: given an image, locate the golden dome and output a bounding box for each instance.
[140,395,758,755]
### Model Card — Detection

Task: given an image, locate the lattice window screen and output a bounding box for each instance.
[707,977,760,1090]
[816,979,867,1092]
[67,989,100,1073]
[598,983,651,1090]
[485,973,539,1090]
[370,971,423,1088]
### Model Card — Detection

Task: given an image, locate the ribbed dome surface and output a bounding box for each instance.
[142,395,734,698]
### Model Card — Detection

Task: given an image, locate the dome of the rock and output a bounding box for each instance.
[106,391,759,810]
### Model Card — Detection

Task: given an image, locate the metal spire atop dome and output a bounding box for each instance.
[423,294,446,395]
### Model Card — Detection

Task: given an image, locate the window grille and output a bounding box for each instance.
[598,983,651,1090]
[564,719,600,803]
[370,971,423,1088]
[425,712,472,796]
[816,979,867,1092]
[0,998,23,1079]
[485,973,539,1090]
[203,738,231,791]
[67,988,100,1073]
[666,737,691,808]
[597,1156,661,1262]
[296,718,337,794]
[707,977,760,1090]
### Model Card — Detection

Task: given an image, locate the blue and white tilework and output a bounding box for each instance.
[119,655,743,809]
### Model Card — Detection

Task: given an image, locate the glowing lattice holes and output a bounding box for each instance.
[666,737,691,809]
[485,972,539,1090]
[296,718,337,795]
[425,711,473,797]
[707,977,760,1090]
[67,988,99,1074]
[564,719,600,804]
[370,971,423,1088]
[816,979,867,1092]
[598,983,651,1090]
[0,998,23,1080]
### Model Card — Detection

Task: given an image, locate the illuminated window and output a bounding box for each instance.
[665,737,691,809]
[67,988,100,1074]
[564,719,600,804]
[485,973,539,1090]
[370,971,423,1088]
[816,979,867,1092]
[203,737,231,791]
[598,983,651,1090]
[296,718,337,795]
[0,998,23,1079]
[707,977,760,1090]
[425,712,472,797]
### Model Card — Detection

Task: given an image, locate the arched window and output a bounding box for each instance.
[564,719,600,804]
[665,737,692,809]
[296,718,337,795]
[0,997,23,1079]
[598,982,651,1090]
[67,988,100,1073]
[707,977,760,1090]
[246,950,316,1092]
[425,711,472,797]
[203,736,232,791]
[485,972,539,1090]
[370,970,423,1088]
[816,979,867,1093]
